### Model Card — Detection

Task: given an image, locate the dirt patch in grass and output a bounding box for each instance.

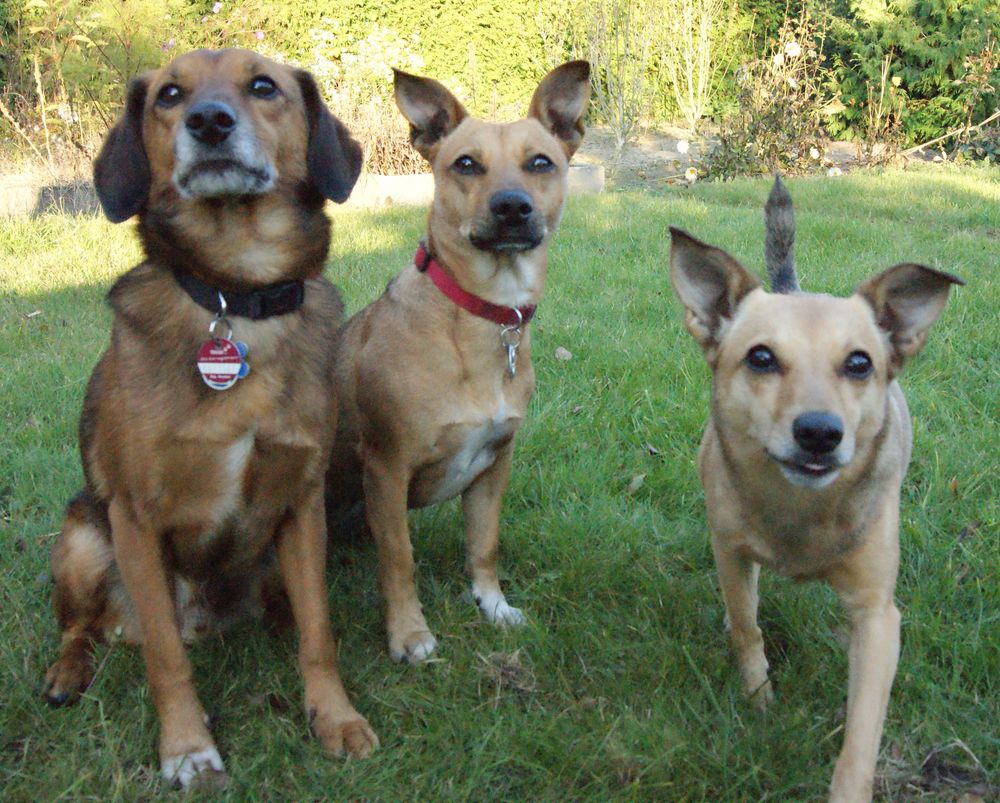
[875,741,997,801]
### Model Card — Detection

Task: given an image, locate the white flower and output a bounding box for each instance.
[676,139,690,154]
[773,52,785,67]
[826,166,843,177]
[809,146,820,160]
[784,41,801,58]
[685,167,698,184]
[787,77,798,89]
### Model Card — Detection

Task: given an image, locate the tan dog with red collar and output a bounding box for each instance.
[670,178,962,801]
[326,62,590,663]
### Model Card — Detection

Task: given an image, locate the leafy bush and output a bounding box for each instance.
[825,0,1000,146]
[851,51,907,165]
[3,0,998,177]
[309,21,427,174]
[657,0,749,132]
[703,6,831,179]
[310,0,556,116]
[573,0,658,154]
[1,0,169,171]
[956,122,1000,163]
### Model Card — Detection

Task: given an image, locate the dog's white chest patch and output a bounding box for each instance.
[428,396,515,504]
[213,429,255,523]
[494,254,541,308]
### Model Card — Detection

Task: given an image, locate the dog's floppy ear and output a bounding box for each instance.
[528,60,591,159]
[295,70,364,204]
[670,227,761,363]
[93,76,151,223]
[855,263,964,375]
[393,69,468,161]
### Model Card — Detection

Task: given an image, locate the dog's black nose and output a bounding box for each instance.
[489,189,534,225]
[185,101,237,146]
[793,411,844,454]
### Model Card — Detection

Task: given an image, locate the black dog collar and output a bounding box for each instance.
[172,269,305,319]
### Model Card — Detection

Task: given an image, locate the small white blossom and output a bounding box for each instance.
[891,76,902,87]
[685,167,698,184]
[809,146,820,160]
[773,52,785,67]
[826,166,843,177]
[676,139,690,154]
[784,41,801,58]
[787,77,798,89]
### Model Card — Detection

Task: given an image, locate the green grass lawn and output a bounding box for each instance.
[1,167,997,800]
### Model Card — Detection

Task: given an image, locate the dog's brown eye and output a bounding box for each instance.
[248,75,278,99]
[452,155,484,176]
[745,345,780,373]
[526,154,555,173]
[843,350,874,379]
[156,84,184,108]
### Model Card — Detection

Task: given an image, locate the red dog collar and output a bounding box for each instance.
[414,243,536,327]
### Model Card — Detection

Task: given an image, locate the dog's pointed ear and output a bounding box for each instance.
[393,69,468,162]
[295,70,364,204]
[93,76,151,223]
[855,263,964,375]
[670,227,761,363]
[528,60,591,159]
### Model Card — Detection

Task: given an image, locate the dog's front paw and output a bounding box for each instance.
[745,677,775,711]
[42,638,95,706]
[473,587,526,627]
[734,639,772,710]
[161,745,228,790]
[310,708,379,759]
[389,629,438,663]
[829,756,873,803]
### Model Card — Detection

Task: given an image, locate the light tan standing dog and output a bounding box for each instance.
[669,178,962,801]
[42,49,377,788]
[326,62,591,663]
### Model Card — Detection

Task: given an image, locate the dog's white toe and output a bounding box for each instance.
[473,587,526,627]
[161,746,226,788]
[391,631,438,663]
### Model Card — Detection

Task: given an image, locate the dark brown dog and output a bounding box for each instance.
[42,49,377,787]
[326,62,590,663]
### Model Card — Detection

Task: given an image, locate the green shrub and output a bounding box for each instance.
[825,0,1000,145]
[704,5,832,178]
[1,0,170,169]
[3,0,998,174]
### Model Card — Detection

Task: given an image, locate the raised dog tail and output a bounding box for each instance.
[764,175,799,293]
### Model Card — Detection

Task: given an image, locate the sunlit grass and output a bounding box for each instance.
[1,166,997,799]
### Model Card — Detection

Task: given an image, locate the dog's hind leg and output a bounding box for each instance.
[461,445,525,627]
[44,490,120,705]
[711,536,774,710]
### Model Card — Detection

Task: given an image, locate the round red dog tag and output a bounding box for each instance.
[197,338,244,390]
